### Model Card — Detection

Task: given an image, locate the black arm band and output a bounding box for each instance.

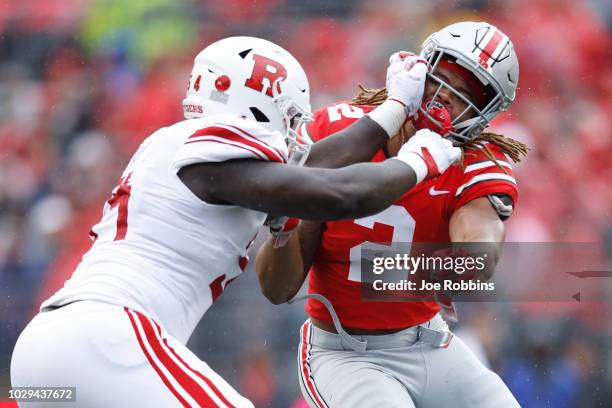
[487,194,514,221]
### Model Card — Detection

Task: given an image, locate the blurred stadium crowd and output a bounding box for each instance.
[1,0,611,406]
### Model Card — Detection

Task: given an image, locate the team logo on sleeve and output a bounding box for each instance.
[244,54,287,97]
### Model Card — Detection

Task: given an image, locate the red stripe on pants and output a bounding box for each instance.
[151,319,237,408]
[300,322,326,408]
[132,309,221,407]
[125,307,190,407]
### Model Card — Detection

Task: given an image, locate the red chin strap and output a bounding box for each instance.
[436,58,489,108]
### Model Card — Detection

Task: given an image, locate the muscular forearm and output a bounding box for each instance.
[449,198,505,281]
[256,220,323,305]
[182,158,418,221]
[448,241,501,282]
[305,116,389,169]
[256,233,305,304]
[317,159,418,220]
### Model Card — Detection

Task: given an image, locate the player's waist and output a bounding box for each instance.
[307,297,439,333]
[303,314,452,351]
[42,292,195,344]
[310,317,413,335]
[295,293,443,353]
[41,268,198,343]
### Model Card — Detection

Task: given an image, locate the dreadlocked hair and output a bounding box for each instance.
[352,84,529,171]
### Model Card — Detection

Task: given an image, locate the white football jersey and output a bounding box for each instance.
[42,115,288,344]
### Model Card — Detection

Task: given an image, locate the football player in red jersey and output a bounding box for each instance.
[256,22,529,407]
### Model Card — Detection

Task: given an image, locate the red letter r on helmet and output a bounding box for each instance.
[244,54,287,97]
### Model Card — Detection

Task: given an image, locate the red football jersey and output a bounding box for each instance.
[303,101,518,330]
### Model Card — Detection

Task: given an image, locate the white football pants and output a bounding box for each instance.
[11,300,253,408]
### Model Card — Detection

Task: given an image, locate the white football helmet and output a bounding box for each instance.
[183,36,312,164]
[419,21,519,143]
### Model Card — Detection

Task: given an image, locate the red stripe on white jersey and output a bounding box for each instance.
[221,124,286,162]
[186,137,267,161]
[125,307,191,407]
[188,125,285,163]
[299,322,328,408]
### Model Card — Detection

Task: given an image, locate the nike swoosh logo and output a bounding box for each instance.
[429,186,450,196]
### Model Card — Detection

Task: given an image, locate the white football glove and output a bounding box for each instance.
[386,52,428,116]
[367,52,428,138]
[394,129,461,184]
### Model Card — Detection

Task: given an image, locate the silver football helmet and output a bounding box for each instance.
[419,21,519,143]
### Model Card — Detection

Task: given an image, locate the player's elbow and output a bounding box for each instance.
[260,284,294,305]
[264,292,290,306]
[256,267,296,305]
[479,265,496,282]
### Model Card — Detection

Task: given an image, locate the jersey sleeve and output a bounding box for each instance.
[171,119,288,173]
[299,108,331,142]
[449,143,518,217]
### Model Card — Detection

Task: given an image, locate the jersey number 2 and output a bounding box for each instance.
[327,102,364,122]
[348,205,416,282]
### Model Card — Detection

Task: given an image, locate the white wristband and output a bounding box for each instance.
[366,99,407,138]
[392,152,427,184]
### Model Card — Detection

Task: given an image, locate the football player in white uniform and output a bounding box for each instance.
[10,37,460,407]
